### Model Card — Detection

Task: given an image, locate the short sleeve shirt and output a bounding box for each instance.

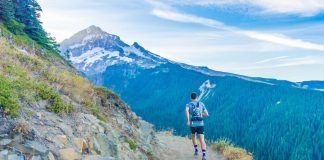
[186,101,206,127]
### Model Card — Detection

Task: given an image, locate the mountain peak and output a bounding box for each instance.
[60,25,121,49]
[85,25,105,35]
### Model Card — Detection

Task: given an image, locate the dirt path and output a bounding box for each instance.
[156,132,226,160]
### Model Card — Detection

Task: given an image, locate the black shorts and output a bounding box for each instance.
[190,126,204,134]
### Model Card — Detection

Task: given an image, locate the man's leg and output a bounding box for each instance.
[192,133,199,155]
[199,132,207,159]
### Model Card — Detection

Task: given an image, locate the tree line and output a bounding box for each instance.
[0,0,57,50]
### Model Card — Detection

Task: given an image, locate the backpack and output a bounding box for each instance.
[190,102,203,121]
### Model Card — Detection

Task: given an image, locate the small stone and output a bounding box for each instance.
[55,135,68,145]
[0,139,12,146]
[59,148,80,160]
[73,138,88,153]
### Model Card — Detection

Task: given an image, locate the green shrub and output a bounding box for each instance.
[126,138,137,151]
[0,76,19,117]
[35,83,74,113]
[48,95,74,114]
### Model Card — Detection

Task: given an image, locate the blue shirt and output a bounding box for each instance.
[186,101,207,127]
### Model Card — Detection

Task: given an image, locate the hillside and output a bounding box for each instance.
[0,25,164,159]
[61,26,324,160]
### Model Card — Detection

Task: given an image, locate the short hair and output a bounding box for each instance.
[191,92,197,100]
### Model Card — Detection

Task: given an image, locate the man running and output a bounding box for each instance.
[186,92,209,160]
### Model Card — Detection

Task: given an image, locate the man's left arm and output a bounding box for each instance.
[203,105,209,117]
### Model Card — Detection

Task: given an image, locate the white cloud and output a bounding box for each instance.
[159,0,324,16]
[238,56,324,71]
[255,56,289,64]
[151,8,324,52]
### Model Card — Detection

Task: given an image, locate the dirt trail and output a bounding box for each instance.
[156,132,226,160]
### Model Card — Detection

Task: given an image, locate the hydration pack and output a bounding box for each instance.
[190,102,203,121]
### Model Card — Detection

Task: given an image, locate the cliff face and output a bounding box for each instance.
[0,27,160,160]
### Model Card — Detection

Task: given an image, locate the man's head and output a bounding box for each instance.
[191,92,198,100]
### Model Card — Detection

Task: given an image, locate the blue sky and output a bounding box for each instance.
[38,0,324,81]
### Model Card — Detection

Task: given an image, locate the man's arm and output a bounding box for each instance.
[185,106,190,126]
[203,106,209,117]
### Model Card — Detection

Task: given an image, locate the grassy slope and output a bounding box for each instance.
[0,24,117,121]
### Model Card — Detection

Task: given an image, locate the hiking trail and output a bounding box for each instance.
[156,132,226,160]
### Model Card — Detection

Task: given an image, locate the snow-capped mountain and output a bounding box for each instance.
[60,25,167,75]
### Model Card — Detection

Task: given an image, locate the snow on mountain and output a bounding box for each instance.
[60,26,167,74]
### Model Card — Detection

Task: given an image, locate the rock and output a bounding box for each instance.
[31,155,41,160]
[8,154,24,160]
[59,148,81,160]
[23,140,49,155]
[48,152,56,160]
[0,118,15,136]
[55,135,68,145]
[93,133,118,157]
[73,138,88,153]
[0,150,9,160]
[83,155,114,160]
[58,124,73,137]
[0,139,12,146]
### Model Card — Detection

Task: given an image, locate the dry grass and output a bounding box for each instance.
[212,138,253,160]
[0,34,110,117]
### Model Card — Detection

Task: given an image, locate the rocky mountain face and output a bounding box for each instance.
[0,26,167,160]
[61,26,324,160]
[60,26,167,84]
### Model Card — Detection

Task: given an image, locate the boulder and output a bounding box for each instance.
[55,135,68,145]
[59,148,81,160]
[0,139,12,146]
[73,138,88,153]
[23,140,49,156]
[83,155,114,160]
[0,149,9,160]
[7,154,24,160]
[31,155,41,160]
[93,133,118,157]
[47,152,56,160]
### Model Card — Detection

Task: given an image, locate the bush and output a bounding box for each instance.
[212,138,253,160]
[35,83,74,114]
[126,138,137,151]
[48,95,74,114]
[0,76,19,117]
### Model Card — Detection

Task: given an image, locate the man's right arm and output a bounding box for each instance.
[185,105,190,126]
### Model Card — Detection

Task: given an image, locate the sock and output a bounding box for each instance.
[202,149,206,157]
[194,145,198,152]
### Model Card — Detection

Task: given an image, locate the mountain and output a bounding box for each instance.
[61,26,324,160]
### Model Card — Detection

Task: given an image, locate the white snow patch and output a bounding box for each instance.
[276,101,281,105]
[314,88,324,92]
[198,80,216,100]
[71,47,119,70]
[70,47,136,71]
[124,46,148,58]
